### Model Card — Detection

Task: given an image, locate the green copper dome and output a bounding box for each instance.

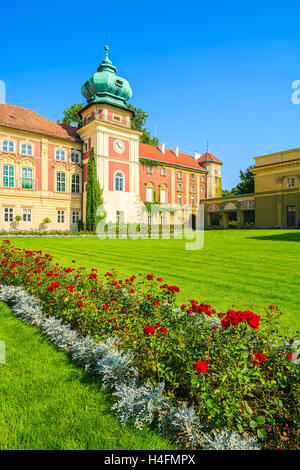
[81,45,132,108]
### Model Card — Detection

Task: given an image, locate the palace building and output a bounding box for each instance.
[0,46,222,231]
[202,148,300,229]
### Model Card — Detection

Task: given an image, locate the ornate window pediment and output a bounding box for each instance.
[207,203,220,213]
[241,200,255,210]
[224,202,237,211]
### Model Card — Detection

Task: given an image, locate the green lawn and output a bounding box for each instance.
[0,302,175,450]
[2,229,299,332]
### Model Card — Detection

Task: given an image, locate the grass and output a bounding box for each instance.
[0,302,175,450]
[2,229,299,332]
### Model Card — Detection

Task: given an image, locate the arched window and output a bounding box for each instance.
[2,140,14,153]
[114,171,124,191]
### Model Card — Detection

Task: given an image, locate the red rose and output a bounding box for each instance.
[152,300,160,306]
[77,301,83,308]
[193,360,209,373]
[157,277,163,282]
[143,325,156,336]
[147,274,154,280]
[159,326,168,334]
[253,352,267,365]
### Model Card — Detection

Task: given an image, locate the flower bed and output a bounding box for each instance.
[0,240,299,450]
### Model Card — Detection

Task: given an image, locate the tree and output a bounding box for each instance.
[59,103,85,126]
[128,104,159,146]
[60,103,159,145]
[234,165,255,194]
[222,164,255,196]
[86,147,105,231]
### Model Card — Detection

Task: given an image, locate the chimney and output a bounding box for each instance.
[157,143,165,154]
[193,152,201,161]
[171,147,179,157]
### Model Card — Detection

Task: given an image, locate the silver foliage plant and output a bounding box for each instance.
[170,404,205,449]
[112,381,174,434]
[0,284,261,450]
[202,430,260,450]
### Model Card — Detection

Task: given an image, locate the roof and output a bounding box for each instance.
[197,152,222,164]
[139,143,206,171]
[0,103,80,142]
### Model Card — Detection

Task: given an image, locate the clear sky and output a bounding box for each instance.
[1,0,300,189]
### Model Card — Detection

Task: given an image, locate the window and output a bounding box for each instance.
[191,196,195,206]
[21,167,33,189]
[287,176,296,188]
[201,186,205,194]
[161,167,166,176]
[160,188,166,204]
[113,114,121,122]
[3,165,14,187]
[57,210,65,223]
[21,144,33,156]
[201,175,205,183]
[147,165,152,174]
[147,214,152,225]
[71,174,80,193]
[70,152,81,164]
[2,140,14,153]
[72,211,80,224]
[178,194,182,205]
[56,172,66,192]
[178,171,182,179]
[55,150,66,161]
[114,172,124,191]
[22,208,32,222]
[161,215,166,225]
[191,174,195,181]
[191,185,195,193]
[178,183,182,191]
[146,187,153,202]
[4,207,14,222]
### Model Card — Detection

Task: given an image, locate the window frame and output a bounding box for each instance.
[21,143,33,156]
[160,188,166,204]
[22,208,32,223]
[57,210,65,224]
[114,171,124,192]
[146,186,153,202]
[56,172,66,192]
[70,151,81,164]
[71,174,81,193]
[2,165,15,188]
[4,207,14,222]
[287,176,296,188]
[55,149,66,161]
[71,211,80,224]
[21,167,33,189]
[2,140,15,153]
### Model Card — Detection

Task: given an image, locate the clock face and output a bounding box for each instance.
[113,139,125,154]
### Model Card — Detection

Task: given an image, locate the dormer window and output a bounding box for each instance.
[56,150,66,161]
[113,114,121,122]
[115,80,123,87]
[2,140,14,153]
[21,144,33,156]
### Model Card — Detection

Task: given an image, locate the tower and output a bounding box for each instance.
[197,151,223,198]
[77,45,142,224]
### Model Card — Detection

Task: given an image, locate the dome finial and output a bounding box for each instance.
[104,43,109,59]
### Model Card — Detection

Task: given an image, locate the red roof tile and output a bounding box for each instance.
[197,152,222,164]
[139,143,206,171]
[0,103,80,142]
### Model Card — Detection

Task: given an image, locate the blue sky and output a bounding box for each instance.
[1,0,300,189]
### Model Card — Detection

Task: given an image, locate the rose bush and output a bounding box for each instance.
[0,240,299,450]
